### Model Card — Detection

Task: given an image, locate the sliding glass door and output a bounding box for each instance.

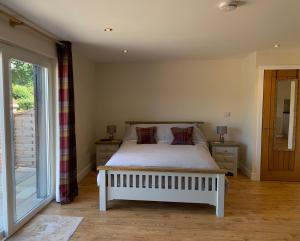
[0,42,55,237]
[0,44,6,238]
[0,99,3,237]
[9,58,51,222]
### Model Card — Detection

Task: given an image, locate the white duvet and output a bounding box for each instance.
[106,141,219,169]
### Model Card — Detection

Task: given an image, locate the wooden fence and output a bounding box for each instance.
[0,109,36,168]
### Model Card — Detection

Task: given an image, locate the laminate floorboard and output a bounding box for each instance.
[41,172,300,241]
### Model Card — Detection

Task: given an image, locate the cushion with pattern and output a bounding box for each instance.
[171,127,194,145]
[136,127,157,144]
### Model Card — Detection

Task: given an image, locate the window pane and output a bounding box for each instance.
[10,59,50,222]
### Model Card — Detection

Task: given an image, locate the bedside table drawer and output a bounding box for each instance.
[213,146,237,155]
[209,141,239,176]
[217,161,234,171]
[95,139,122,170]
[98,144,119,152]
[214,154,236,163]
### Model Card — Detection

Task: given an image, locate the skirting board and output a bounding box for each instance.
[238,162,259,181]
[77,162,93,182]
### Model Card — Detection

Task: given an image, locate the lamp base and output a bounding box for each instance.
[219,134,225,143]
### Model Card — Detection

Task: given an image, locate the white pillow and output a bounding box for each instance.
[123,123,207,144]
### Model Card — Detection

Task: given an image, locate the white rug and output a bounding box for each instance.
[9,214,83,241]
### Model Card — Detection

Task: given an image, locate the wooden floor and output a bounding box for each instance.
[41,172,300,241]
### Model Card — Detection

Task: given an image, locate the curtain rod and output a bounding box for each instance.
[0,8,63,46]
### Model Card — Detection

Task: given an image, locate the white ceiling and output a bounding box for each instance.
[1,0,300,63]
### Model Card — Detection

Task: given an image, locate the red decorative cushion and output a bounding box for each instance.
[136,127,157,144]
[171,127,194,145]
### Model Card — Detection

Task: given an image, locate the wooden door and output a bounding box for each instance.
[261,69,300,181]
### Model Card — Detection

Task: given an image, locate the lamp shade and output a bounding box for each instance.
[107,125,116,135]
[217,126,227,135]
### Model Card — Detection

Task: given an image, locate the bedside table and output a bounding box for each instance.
[95,139,122,166]
[209,141,240,176]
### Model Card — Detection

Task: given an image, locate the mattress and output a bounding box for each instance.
[106,141,219,170]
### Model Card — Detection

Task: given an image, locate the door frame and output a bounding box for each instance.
[0,42,57,237]
[256,65,300,181]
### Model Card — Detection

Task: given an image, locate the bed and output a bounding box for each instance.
[97,121,226,217]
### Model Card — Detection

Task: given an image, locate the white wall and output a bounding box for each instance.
[0,16,56,58]
[96,48,300,180]
[239,52,257,177]
[73,49,97,178]
[96,56,257,172]
[0,17,97,179]
[256,48,300,66]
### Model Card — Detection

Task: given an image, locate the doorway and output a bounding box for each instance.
[261,69,300,181]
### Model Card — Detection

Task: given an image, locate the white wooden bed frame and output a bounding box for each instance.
[97,121,227,217]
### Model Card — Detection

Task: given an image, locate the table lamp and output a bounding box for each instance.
[107,125,116,140]
[217,126,227,143]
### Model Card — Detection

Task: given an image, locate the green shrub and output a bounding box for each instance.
[10,59,33,86]
[12,84,34,110]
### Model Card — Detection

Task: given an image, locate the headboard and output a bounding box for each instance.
[125,121,204,125]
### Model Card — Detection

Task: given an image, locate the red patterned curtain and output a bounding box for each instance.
[56,41,78,203]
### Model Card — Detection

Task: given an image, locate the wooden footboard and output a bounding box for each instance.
[97,166,226,217]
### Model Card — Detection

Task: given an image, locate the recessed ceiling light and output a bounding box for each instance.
[274,44,280,48]
[123,49,128,53]
[104,28,113,32]
[219,0,239,11]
